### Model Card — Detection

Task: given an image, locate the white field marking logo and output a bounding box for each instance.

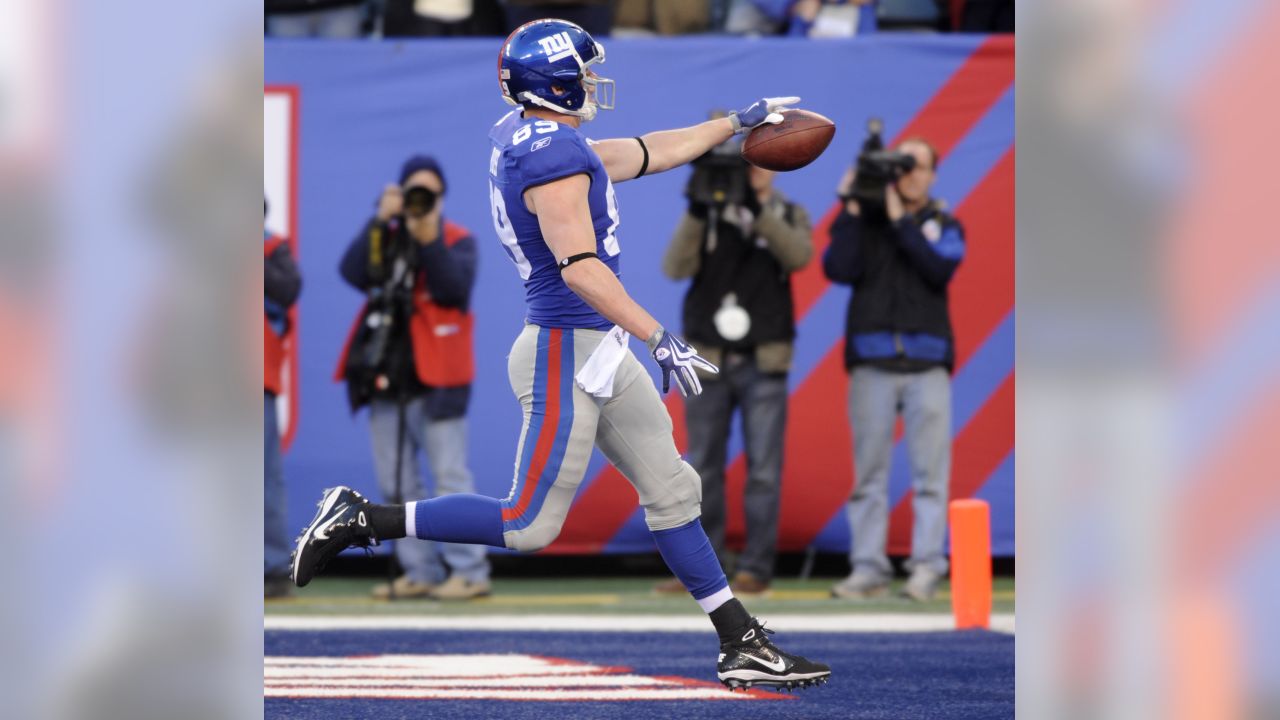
[537,32,576,63]
[265,654,787,701]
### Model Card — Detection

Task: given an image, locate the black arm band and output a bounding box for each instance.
[557,252,598,272]
[634,136,649,179]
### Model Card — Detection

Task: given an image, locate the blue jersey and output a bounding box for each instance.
[488,110,621,330]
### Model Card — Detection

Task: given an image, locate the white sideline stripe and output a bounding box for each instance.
[265,655,592,675]
[264,687,757,701]
[266,613,1015,634]
[265,674,669,688]
[265,667,605,680]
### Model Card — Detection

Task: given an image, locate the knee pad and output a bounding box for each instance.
[642,459,702,531]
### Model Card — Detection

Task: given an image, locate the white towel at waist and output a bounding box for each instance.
[575,325,630,398]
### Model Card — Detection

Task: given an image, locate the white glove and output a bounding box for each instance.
[729,96,802,134]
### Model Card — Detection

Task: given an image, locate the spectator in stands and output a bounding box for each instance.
[336,156,491,601]
[823,139,965,602]
[266,0,370,38]
[613,0,712,35]
[264,204,302,599]
[382,0,507,36]
[725,0,877,36]
[960,0,1012,33]
[501,0,614,36]
[654,152,812,596]
[787,0,877,36]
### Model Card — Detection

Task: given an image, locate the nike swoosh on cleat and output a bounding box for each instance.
[312,508,346,541]
[741,652,788,673]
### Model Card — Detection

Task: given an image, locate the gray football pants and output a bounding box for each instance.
[498,325,703,551]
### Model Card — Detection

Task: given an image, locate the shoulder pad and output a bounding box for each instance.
[512,124,592,188]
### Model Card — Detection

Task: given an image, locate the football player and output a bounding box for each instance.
[292,18,830,691]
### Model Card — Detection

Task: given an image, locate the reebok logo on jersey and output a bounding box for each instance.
[531,137,552,152]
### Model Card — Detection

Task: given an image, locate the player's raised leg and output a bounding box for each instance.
[290,324,601,585]
[595,350,830,690]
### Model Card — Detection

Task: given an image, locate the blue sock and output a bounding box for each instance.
[407,495,505,548]
[651,519,730,604]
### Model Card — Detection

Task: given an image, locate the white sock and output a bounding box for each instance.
[696,586,734,614]
[404,501,418,538]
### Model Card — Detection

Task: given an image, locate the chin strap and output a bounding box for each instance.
[521,92,598,121]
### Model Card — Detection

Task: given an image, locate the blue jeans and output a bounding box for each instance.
[846,366,951,579]
[264,393,291,578]
[368,397,489,584]
[684,355,788,582]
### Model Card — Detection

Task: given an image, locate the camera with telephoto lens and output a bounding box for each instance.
[851,117,916,219]
[402,185,438,218]
[341,196,425,411]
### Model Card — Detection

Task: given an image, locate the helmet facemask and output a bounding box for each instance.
[518,41,614,122]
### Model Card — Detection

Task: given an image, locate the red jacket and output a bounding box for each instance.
[264,235,288,394]
[334,220,475,388]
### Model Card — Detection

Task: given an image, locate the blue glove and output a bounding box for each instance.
[647,327,719,397]
[729,96,801,135]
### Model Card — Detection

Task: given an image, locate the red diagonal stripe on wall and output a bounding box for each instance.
[789,35,1015,322]
[728,148,1016,551]
[894,35,1014,156]
[949,148,1015,361]
[725,42,1018,552]
[881,148,1015,553]
[549,39,1015,554]
[887,371,1014,555]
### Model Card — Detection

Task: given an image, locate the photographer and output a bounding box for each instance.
[264,207,301,600]
[655,143,812,597]
[335,155,491,601]
[823,133,965,602]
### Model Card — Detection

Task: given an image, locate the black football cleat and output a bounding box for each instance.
[290,486,378,587]
[717,619,831,691]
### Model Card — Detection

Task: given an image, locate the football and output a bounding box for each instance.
[741,109,837,172]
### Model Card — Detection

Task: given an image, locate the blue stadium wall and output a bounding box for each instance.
[264,34,1015,557]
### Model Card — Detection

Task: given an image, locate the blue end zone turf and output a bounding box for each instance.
[266,629,1013,719]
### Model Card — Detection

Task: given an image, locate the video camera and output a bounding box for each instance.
[686,124,750,208]
[851,117,916,218]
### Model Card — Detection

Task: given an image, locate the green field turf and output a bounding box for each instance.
[267,576,1015,616]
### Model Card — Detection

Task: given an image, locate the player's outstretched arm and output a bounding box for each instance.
[593,97,800,183]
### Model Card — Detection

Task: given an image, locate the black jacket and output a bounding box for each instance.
[822,201,965,372]
[663,193,812,373]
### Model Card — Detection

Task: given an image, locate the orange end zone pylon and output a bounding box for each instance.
[949,499,992,630]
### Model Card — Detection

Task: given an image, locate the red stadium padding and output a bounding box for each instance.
[545,36,1015,556]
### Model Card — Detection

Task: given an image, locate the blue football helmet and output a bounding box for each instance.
[498,19,615,121]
